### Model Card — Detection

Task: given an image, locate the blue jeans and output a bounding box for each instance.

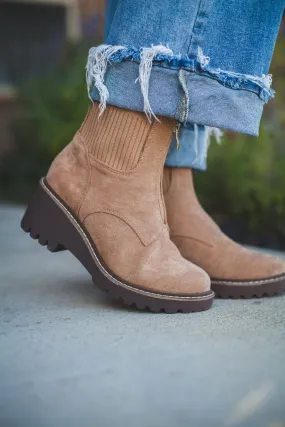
[88,0,284,170]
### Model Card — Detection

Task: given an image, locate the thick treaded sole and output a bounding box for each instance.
[21,179,214,313]
[211,275,285,299]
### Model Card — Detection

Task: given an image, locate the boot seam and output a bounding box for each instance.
[81,209,165,247]
[159,139,174,226]
[75,133,92,219]
[162,167,173,195]
[171,234,214,248]
[78,118,174,246]
[211,275,285,286]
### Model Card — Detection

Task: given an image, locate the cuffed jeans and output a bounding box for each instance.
[88,0,284,170]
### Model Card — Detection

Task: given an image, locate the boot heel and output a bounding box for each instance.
[21,180,66,253]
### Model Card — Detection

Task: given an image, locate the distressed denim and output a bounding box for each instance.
[89,0,284,169]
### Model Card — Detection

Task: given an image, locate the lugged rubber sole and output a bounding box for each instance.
[211,275,285,299]
[21,179,215,313]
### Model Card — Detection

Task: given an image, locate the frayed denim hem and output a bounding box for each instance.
[90,59,265,136]
[86,44,275,122]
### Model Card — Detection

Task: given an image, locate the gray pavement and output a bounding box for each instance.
[0,204,285,427]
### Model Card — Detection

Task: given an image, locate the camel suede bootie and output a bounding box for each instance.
[21,104,214,312]
[163,167,285,298]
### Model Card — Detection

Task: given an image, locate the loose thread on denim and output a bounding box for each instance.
[193,124,199,155]
[86,44,174,120]
[203,126,223,162]
[207,126,223,144]
[197,47,210,68]
[138,45,173,121]
[178,69,189,124]
[192,126,223,166]
[86,44,125,116]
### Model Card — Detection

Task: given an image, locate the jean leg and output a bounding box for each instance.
[90,0,284,136]
[165,125,208,170]
[104,0,209,170]
[104,0,119,41]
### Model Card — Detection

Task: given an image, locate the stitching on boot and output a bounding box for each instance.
[212,275,285,286]
[75,133,92,219]
[171,234,214,248]
[81,209,165,247]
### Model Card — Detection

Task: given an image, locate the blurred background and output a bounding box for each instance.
[0,0,284,250]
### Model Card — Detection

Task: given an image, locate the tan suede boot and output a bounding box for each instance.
[163,167,285,298]
[21,104,214,312]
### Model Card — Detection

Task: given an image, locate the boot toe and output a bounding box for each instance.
[182,263,211,294]
[209,238,285,282]
[151,253,212,296]
[152,237,212,296]
[258,253,285,278]
[232,247,285,281]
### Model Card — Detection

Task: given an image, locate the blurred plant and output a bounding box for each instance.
[195,123,285,248]
[0,43,89,200]
[194,30,285,249]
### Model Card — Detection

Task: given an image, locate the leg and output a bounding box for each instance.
[91,0,283,175]
[104,0,118,41]
[105,0,212,172]
[162,2,285,297]
[100,0,285,297]
[162,1,285,297]
[21,0,221,313]
[163,166,285,297]
[88,0,281,136]
[22,105,214,312]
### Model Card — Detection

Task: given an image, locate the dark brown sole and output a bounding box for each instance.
[21,179,214,313]
[211,275,285,299]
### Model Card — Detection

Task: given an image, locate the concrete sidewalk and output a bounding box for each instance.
[0,204,285,427]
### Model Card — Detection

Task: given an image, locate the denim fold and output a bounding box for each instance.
[89,0,285,169]
[90,59,264,136]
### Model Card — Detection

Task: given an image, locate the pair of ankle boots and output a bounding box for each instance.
[21,104,285,313]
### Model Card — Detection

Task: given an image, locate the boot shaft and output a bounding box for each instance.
[47,103,176,245]
[80,103,151,173]
[163,166,220,241]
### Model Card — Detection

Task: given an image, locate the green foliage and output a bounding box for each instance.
[195,124,285,246]
[194,32,285,248]
[0,44,89,200]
